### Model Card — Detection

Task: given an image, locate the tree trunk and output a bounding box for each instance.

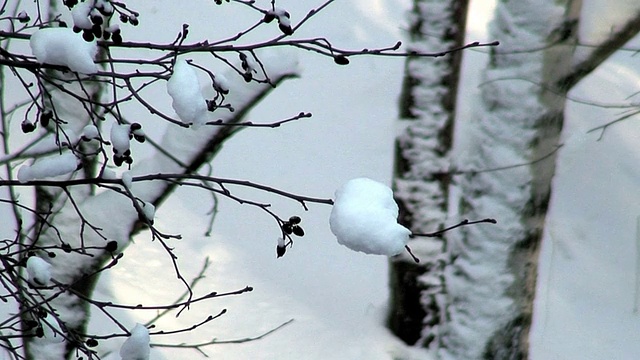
[443,1,578,358]
[389,0,469,349]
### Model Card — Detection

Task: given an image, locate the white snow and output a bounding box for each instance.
[119,323,150,360]
[29,27,98,74]
[121,172,133,189]
[110,123,131,155]
[41,314,65,343]
[166,59,208,126]
[26,256,52,286]
[17,152,79,183]
[71,1,94,30]
[329,178,411,256]
[82,124,100,141]
[141,201,155,224]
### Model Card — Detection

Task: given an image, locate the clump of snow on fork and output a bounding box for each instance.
[29,27,98,74]
[329,178,411,256]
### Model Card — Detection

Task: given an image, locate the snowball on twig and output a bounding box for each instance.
[329,178,411,256]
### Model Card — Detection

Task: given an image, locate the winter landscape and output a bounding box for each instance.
[1,0,640,359]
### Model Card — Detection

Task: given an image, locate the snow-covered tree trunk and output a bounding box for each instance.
[388,0,469,349]
[443,1,640,358]
[441,1,567,358]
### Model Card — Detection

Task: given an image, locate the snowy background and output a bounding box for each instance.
[3,0,640,359]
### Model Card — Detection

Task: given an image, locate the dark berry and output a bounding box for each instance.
[91,15,103,26]
[278,23,293,36]
[61,243,72,253]
[92,24,102,38]
[334,55,350,65]
[276,245,286,258]
[292,225,305,237]
[105,240,118,252]
[119,14,128,23]
[112,32,122,45]
[82,29,94,42]
[86,338,99,347]
[73,25,82,33]
[39,111,52,127]
[64,0,78,8]
[17,12,30,23]
[282,222,293,234]
[21,121,36,133]
[289,216,301,224]
[263,12,275,23]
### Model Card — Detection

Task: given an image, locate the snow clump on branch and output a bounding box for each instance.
[329,178,411,256]
[166,59,208,127]
[17,152,80,183]
[29,27,98,74]
[26,256,52,286]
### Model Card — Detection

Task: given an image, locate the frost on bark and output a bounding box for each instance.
[388,0,468,349]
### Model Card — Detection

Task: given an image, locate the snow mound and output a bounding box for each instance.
[29,27,98,74]
[166,59,208,126]
[329,178,411,256]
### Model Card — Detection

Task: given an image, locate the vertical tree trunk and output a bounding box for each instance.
[442,1,573,358]
[388,0,469,349]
